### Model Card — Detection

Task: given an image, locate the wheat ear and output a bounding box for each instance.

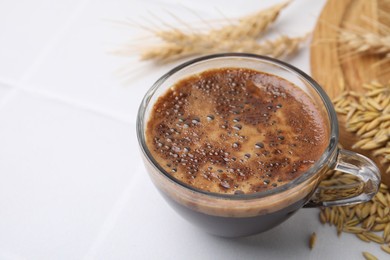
[140,35,307,63]
[154,1,291,44]
[339,30,390,57]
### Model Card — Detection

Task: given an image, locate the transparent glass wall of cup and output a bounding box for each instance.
[137,54,381,237]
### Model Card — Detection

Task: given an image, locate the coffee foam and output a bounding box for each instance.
[146,68,329,195]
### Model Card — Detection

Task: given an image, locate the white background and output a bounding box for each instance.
[0,0,387,259]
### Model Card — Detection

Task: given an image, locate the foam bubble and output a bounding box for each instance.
[192,118,200,124]
[233,124,242,131]
[206,115,215,121]
[255,142,264,149]
[147,67,328,194]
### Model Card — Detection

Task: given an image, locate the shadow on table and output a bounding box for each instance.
[208,209,319,258]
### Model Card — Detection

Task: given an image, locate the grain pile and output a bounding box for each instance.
[316,81,390,256]
[319,178,390,255]
[333,81,390,174]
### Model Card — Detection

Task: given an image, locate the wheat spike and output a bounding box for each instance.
[140,35,307,63]
[339,30,390,57]
[155,1,290,44]
[118,2,304,63]
[210,1,291,40]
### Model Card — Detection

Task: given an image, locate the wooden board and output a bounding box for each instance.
[310,0,390,186]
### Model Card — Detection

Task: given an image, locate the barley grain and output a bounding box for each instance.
[343,226,366,234]
[381,244,390,254]
[363,232,384,243]
[362,251,378,260]
[377,193,388,207]
[372,224,386,232]
[320,211,326,224]
[357,233,371,243]
[370,203,377,215]
[384,223,390,242]
[309,232,316,249]
[346,219,361,227]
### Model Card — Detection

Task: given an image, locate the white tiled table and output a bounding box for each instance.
[0,0,387,259]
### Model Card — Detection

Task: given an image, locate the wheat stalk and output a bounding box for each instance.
[116,2,306,63]
[204,1,290,40]
[154,1,290,44]
[336,15,390,64]
[339,30,390,57]
[140,35,307,63]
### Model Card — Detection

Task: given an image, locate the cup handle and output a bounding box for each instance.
[305,149,381,207]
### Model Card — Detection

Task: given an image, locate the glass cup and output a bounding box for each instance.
[136,54,381,237]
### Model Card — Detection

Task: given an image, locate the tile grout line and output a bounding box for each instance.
[17,84,133,125]
[0,0,138,126]
[83,163,145,260]
[0,0,139,252]
[0,0,135,127]
[0,52,133,125]
[0,68,134,125]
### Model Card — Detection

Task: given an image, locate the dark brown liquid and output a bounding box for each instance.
[146,68,328,194]
[160,190,306,237]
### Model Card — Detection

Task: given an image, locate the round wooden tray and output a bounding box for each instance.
[310,0,390,186]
